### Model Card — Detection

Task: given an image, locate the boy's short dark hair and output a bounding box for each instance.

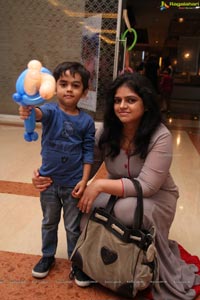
[53,61,90,91]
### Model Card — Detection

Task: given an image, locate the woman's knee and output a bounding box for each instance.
[113,197,137,227]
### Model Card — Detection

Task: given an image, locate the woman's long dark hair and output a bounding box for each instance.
[99,72,162,159]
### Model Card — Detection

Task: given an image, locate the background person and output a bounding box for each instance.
[159,67,174,112]
[144,54,160,94]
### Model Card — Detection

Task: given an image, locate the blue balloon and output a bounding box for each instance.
[13,66,52,142]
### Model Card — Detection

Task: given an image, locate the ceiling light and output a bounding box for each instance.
[184,52,190,59]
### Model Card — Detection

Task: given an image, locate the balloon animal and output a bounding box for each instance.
[13,60,56,141]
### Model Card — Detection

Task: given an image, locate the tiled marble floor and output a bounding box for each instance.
[0,114,200,299]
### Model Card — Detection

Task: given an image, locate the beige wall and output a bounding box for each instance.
[0,0,118,119]
[1,0,85,115]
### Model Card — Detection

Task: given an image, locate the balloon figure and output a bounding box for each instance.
[13,60,56,142]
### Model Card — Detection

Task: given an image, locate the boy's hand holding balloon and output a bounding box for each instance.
[13,60,56,141]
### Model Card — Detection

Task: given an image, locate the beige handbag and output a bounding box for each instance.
[71,179,159,298]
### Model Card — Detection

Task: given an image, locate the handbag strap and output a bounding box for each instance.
[105,179,144,230]
[105,194,117,214]
[131,179,143,229]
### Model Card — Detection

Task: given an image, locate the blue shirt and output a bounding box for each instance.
[38,103,95,187]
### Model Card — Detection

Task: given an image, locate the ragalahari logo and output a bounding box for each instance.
[160,1,200,10]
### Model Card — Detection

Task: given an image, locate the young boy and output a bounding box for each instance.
[19,61,95,286]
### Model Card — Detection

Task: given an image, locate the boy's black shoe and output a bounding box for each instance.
[70,264,96,287]
[32,256,55,278]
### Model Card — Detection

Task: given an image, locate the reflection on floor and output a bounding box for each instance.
[0,113,200,299]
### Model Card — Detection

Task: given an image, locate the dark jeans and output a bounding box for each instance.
[40,183,82,258]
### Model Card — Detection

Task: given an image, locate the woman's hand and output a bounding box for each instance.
[77,178,124,213]
[32,169,52,192]
[77,180,101,213]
